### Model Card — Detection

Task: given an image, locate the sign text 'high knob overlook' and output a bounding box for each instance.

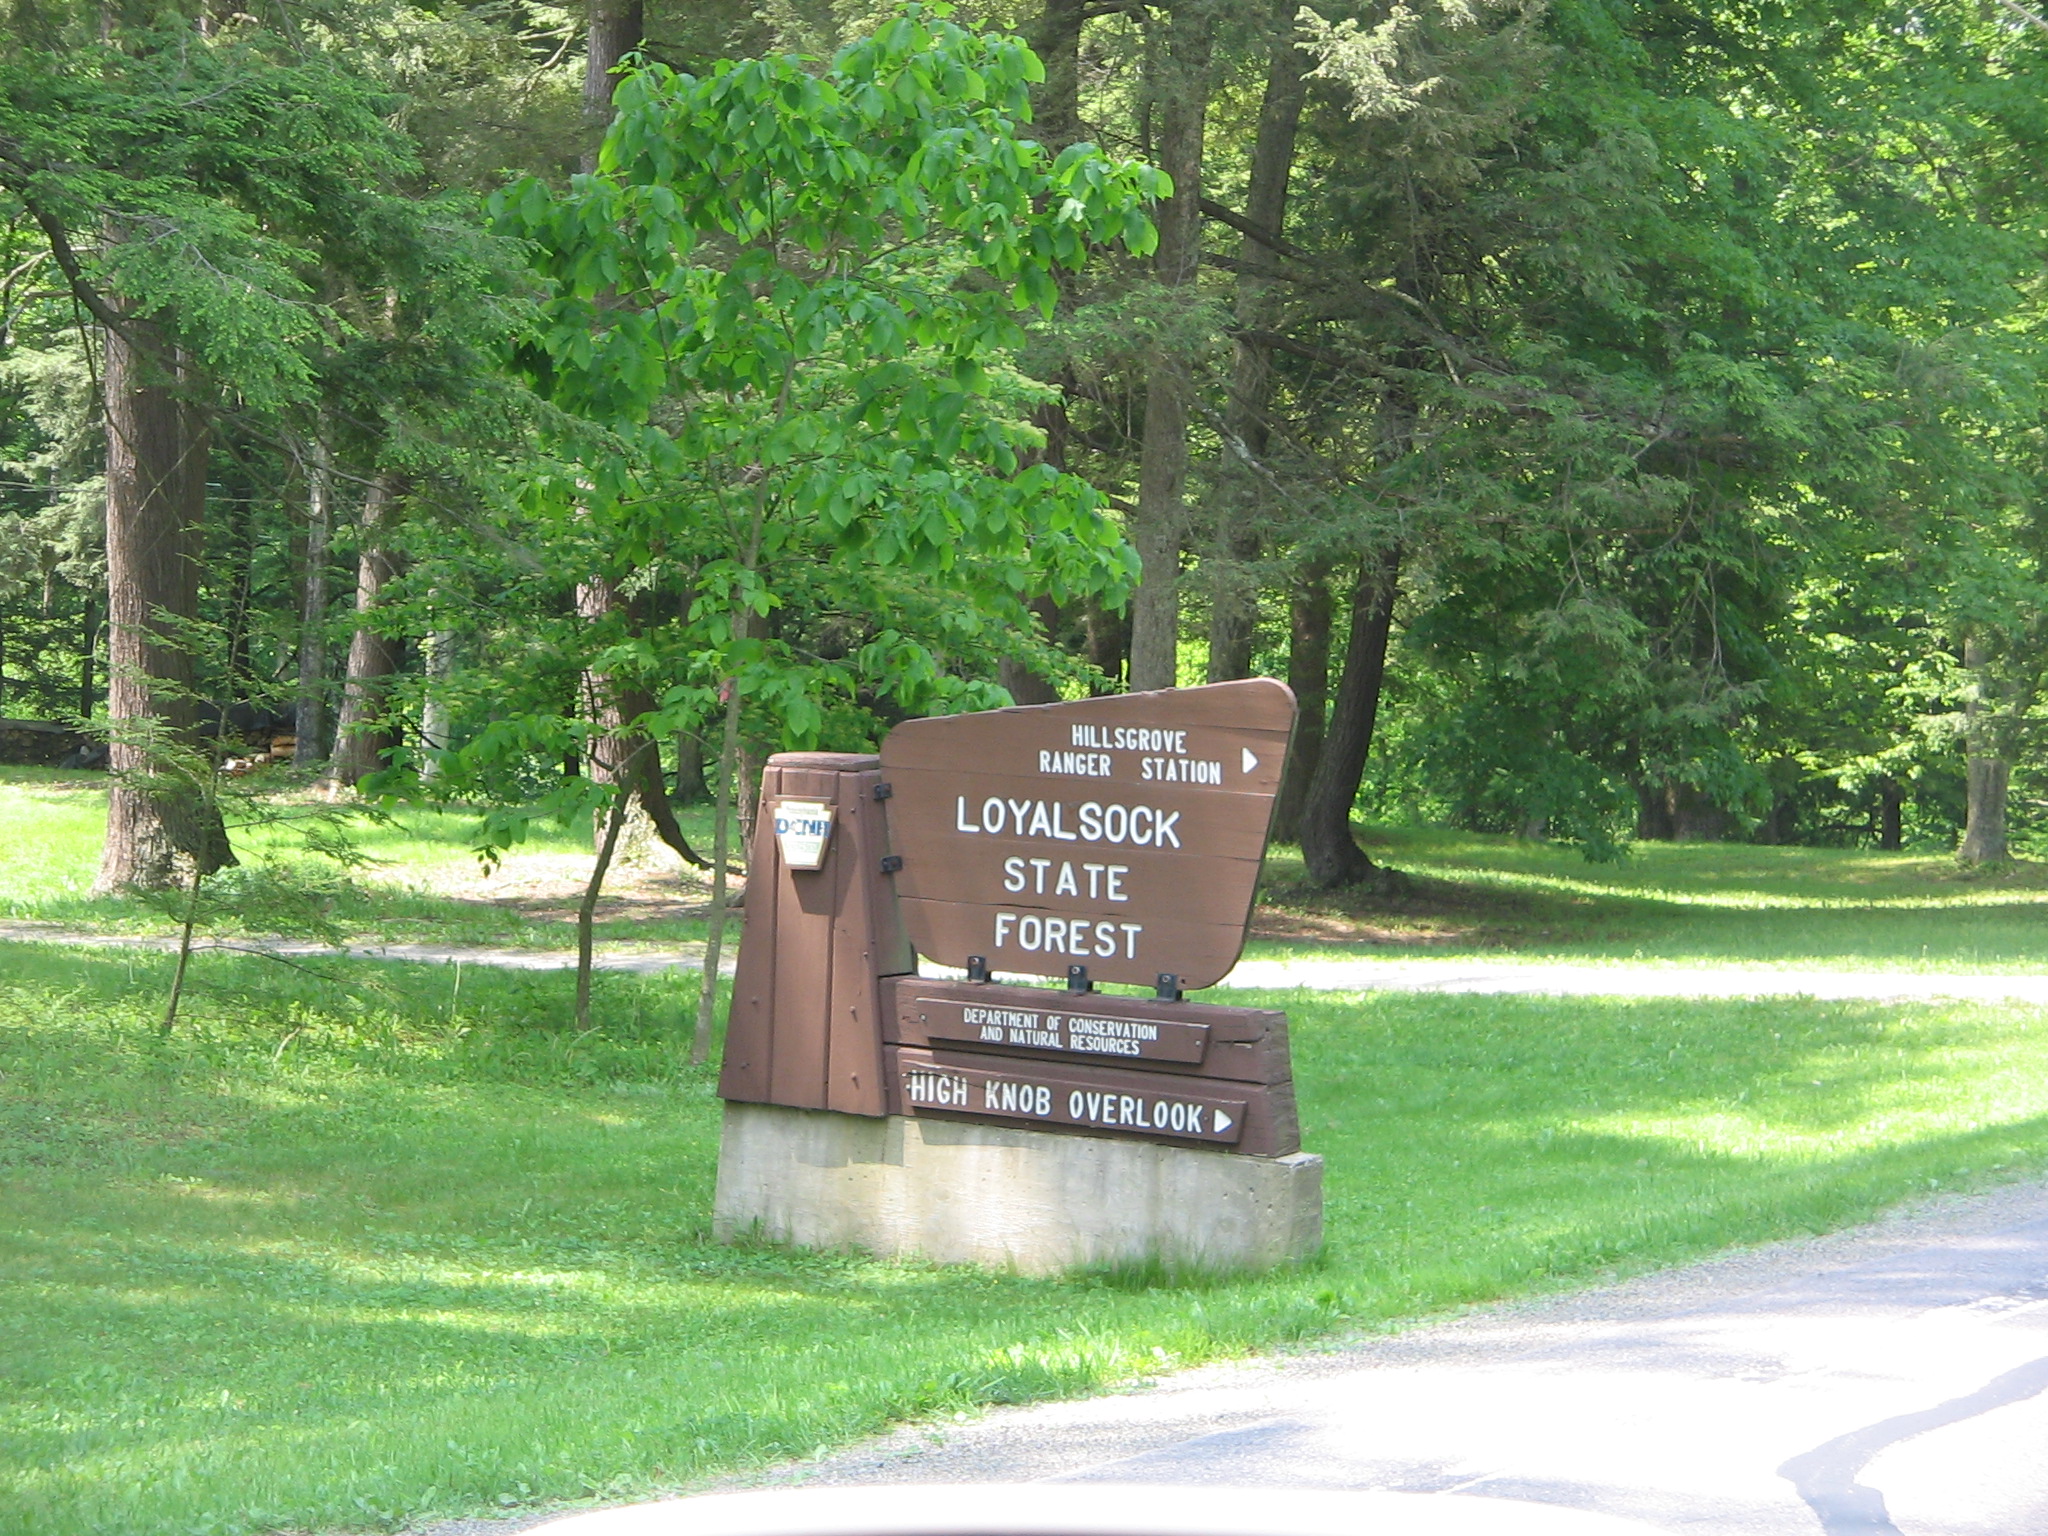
[879,678,1296,991]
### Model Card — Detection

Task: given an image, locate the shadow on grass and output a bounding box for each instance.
[7,952,2048,1534]
[1253,829,2048,967]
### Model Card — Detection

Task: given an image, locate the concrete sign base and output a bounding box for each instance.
[712,1101,1323,1276]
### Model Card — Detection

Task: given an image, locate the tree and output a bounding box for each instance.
[0,8,442,888]
[453,4,1161,1044]
[1128,0,1220,691]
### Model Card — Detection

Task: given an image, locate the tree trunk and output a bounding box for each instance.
[1082,594,1129,693]
[1634,779,1675,840]
[1299,548,1403,889]
[1127,1,1216,692]
[220,450,255,696]
[578,577,704,867]
[577,741,644,1032]
[1668,782,1731,842]
[1029,0,1087,150]
[582,0,644,168]
[419,625,454,784]
[1271,567,1331,845]
[672,730,707,803]
[77,595,96,721]
[1877,776,1903,852]
[328,471,404,787]
[292,430,332,767]
[1959,633,2009,864]
[737,737,765,848]
[570,0,655,840]
[1207,12,1308,683]
[91,310,233,894]
[1019,3,1090,699]
[998,596,1064,706]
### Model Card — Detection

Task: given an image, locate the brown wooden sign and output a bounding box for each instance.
[910,991,1211,1064]
[883,979,1302,1155]
[878,680,1295,989]
[888,979,1293,1085]
[888,1046,1251,1146]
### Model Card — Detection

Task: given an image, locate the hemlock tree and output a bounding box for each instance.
[0,8,441,889]
[466,5,1161,1044]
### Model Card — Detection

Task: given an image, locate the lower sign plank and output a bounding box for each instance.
[887,1046,1257,1148]
[889,978,1295,1091]
[910,991,1211,1064]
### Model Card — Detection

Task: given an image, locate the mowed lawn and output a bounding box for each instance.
[10,767,2048,971]
[5,940,2048,1534]
[1252,826,2048,971]
[0,769,716,947]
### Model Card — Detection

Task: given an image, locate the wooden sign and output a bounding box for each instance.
[883,979,1302,1154]
[889,1046,1249,1146]
[878,679,1295,989]
[888,980,1294,1084]
[911,990,1211,1064]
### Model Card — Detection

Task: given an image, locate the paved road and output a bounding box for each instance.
[773,1181,2048,1535]
[6,920,2047,1004]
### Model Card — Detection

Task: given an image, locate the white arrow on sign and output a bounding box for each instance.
[1241,748,1259,775]
[1212,1109,1234,1134]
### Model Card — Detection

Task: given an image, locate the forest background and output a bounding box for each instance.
[4,0,2048,906]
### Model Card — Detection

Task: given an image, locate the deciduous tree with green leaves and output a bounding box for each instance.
[447,5,1161,1044]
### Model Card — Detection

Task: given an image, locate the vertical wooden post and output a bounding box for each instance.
[718,752,912,1116]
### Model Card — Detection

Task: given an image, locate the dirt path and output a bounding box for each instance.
[0,920,722,975]
[4,920,2045,1003]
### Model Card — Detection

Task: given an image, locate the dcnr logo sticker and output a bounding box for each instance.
[772,800,835,870]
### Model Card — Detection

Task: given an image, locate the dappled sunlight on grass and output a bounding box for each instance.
[1397,863,2048,911]
[7,946,2048,1532]
[1252,827,2048,969]
[0,768,717,946]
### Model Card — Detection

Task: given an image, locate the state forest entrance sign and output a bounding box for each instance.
[712,680,1322,1274]
[878,678,1295,991]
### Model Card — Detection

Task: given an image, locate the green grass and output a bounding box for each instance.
[11,769,2048,970]
[6,942,2048,1535]
[13,769,2048,970]
[0,769,713,948]
[1252,826,2048,971]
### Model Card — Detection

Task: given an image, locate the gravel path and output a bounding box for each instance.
[1212,955,2048,1004]
[5,920,2046,1003]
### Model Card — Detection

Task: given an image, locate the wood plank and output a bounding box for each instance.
[880,679,1296,798]
[881,765,1282,862]
[724,755,913,1118]
[764,765,841,1109]
[718,763,786,1104]
[887,978,1294,1087]
[823,767,911,1116]
[874,684,1296,991]
[893,894,1255,991]
[885,1045,1299,1156]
